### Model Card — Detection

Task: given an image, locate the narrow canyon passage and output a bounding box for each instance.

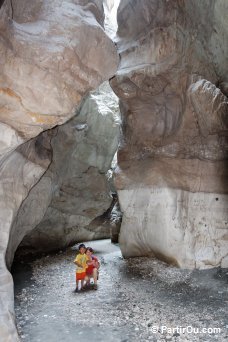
[13,239,227,342]
[0,0,228,339]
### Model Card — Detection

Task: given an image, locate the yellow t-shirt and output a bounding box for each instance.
[74,253,87,273]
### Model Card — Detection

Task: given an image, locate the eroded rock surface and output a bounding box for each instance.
[0,132,53,341]
[110,0,228,268]
[0,0,118,339]
[0,0,117,146]
[7,82,120,264]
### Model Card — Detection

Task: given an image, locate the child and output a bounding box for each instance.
[73,243,87,292]
[85,247,100,290]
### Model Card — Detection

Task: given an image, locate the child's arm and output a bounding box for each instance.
[73,255,83,268]
[86,260,93,265]
[74,260,83,267]
[93,257,100,269]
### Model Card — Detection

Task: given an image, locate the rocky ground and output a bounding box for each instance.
[12,239,228,342]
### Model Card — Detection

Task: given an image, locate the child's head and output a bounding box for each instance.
[78,243,86,254]
[85,247,93,256]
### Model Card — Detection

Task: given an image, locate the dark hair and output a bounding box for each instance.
[85,247,94,253]
[78,243,86,250]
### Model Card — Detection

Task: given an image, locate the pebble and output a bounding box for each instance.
[13,243,228,342]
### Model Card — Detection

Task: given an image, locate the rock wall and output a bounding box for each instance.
[8,82,120,263]
[0,0,117,148]
[0,132,53,341]
[110,0,228,268]
[1,0,228,340]
[0,0,118,340]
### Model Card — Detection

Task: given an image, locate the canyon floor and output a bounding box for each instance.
[12,239,228,342]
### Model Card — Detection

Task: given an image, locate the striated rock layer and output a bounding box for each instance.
[0,1,118,340]
[110,0,228,269]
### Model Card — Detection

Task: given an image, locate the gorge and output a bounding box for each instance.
[0,0,227,341]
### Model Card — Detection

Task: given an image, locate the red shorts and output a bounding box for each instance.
[76,272,86,281]
[86,266,94,276]
[86,268,99,280]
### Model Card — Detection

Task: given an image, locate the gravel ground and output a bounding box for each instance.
[12,239,228,342]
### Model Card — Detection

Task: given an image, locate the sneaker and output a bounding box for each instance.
[94,284,98,290]
[74,288,79,293]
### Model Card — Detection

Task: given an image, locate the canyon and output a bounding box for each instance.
[0,0,227,340]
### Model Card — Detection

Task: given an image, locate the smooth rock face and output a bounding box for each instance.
[7,82,120,262]
[118,186,228,269]
[110,0,228,268]
[0,0,118,150]
[0,1,118,339]
[0,132,53,341]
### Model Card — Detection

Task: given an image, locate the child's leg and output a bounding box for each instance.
[84,275,89,285]
[80,272,87,289]
[75,274,79,291]
[93,268,98,285]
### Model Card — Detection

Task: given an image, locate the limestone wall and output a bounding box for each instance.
[110,0,228,269]
[7,82,120,264]
[0,1,118,339]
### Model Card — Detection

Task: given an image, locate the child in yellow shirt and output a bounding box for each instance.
[73,244,87,292]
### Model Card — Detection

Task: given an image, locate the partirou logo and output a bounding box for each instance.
[151,326,221,335]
